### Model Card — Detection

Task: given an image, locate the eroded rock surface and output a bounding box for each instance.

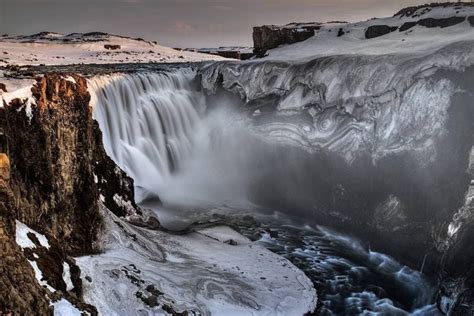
[0,74,140,314]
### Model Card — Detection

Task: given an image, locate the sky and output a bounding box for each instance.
[1,0,442,48]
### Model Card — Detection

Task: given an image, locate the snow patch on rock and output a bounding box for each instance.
[28,259,55,292]
[1,84,35,121]
[15,220,50,249]
[62,262,74,292]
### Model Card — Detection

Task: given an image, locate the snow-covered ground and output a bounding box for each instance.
[264,5,474,60]
[0,32,226,67]
[76,207,317,315]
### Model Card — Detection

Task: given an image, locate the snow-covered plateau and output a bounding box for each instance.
[0,32,226,67]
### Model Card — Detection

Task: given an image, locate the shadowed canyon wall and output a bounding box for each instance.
[0,74,139,314]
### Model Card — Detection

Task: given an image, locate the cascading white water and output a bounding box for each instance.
[89,70,204,205]
[89,69,262,226]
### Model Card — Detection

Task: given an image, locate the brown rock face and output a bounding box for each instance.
[0,74,140,314]
[7,75,102,254]
[0,187,51,314]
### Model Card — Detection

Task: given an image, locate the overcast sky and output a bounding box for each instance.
[1,0,438,48]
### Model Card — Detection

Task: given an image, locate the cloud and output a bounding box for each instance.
[167,20,196,34]
[211,5,233,11]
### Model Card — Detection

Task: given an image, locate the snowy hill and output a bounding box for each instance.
[261,3,474,60]
[0,32,226,66]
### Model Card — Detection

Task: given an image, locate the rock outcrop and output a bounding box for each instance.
[253,23,323,58]
[365,25,398,39]
[365,16,467,39]
[0,74,140,314]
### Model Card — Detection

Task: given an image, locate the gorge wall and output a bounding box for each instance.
[198,50,474,313]
[0,74,139,314]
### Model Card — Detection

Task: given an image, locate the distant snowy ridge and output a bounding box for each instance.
[0,32,227,66]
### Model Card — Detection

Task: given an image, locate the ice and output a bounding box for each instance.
[76,207,317,315]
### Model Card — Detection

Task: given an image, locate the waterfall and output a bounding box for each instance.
[89,69,206,207]
[89,69,267,228]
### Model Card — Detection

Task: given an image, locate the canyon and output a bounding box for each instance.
[1,2,473,315]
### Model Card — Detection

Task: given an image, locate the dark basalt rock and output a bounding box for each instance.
[418,16,466,28]
[395,2,474,18]
[399,22,418,32]
[365,25,398,39]
[368,16,465,38]
[469,16,474,26]
[84,32,108,37]
[253,24,321,58]
[104,44,121,50]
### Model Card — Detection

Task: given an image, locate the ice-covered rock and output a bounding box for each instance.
[76,207,317,315]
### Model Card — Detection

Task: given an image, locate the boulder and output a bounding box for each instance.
[365,25,398,39]
[468,16,474,26]
[418,16,466,28]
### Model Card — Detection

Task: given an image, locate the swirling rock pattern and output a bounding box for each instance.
[199,40,474,313]
[77,208,317,315]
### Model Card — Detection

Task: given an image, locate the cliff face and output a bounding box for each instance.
[0,74,139,314]
[199,51,474,313]
[253,23,321,57]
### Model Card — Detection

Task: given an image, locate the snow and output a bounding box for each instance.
[28,259,56,292]
[263,6,474,61]
[52,299,83,316]
[62,262,74,292]
[15,220,51,249]
[197,226,251,245]
[15,221,55,292]
[76,207,317,315]
[1,83,35,116]
[0,32,226,67]
[64,76,76,84]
